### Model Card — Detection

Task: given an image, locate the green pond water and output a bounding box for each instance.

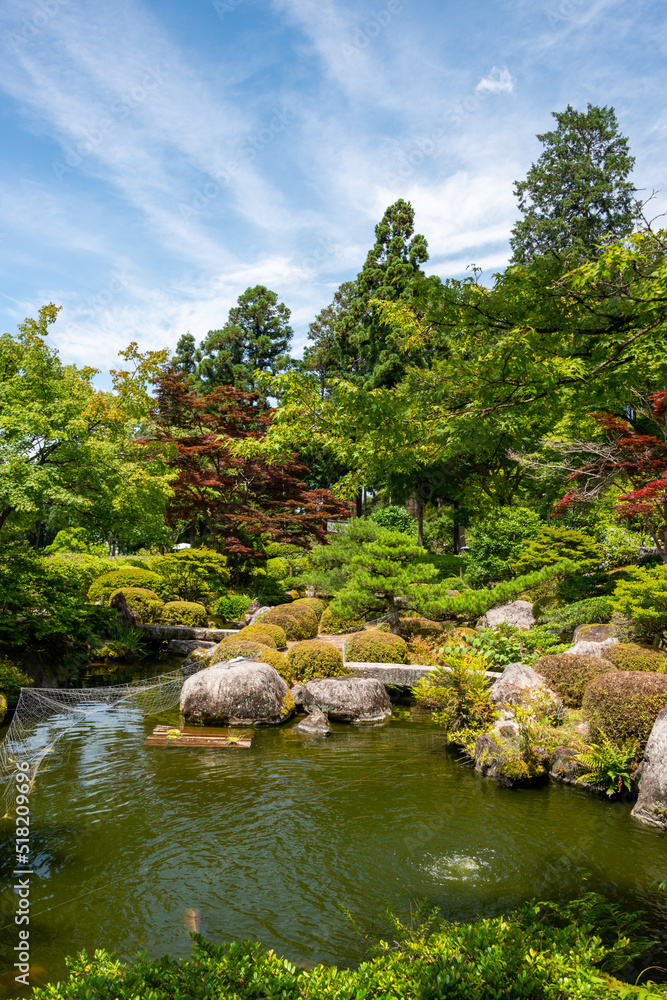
[1,667,666,997]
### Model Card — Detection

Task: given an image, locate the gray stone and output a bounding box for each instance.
[110,591,141,627]
[478,600,535,630]
[573,623,616,643]
[180,646,216,676]
[632,707,667,832]
[180,658,294,726]
[290,683,306,710]
[295,708,330,735]
[303,677,392,723]
[247,605,272,626]
[488,662,563,715]
[169,639,215,656]
[564,637,618,658]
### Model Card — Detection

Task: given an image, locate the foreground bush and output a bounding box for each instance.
[289,597,327,621]
[109,587,164,624]
[345,629,409,664]
[31,894,658,1000]
[534,654,616,708]
[605,642,667,673]
[286,640,346,683]
[242,622,287,647]
[233,626,279,649]
[88,568,169,603]
[583,671,667,750]
[258,604,318,640]
[210,639,288,677]
[162,601,207,627]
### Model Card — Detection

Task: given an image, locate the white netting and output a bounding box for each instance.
[0,658,204,817]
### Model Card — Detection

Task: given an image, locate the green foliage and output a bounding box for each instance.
[345,628,409,664]
[212,593,251,621]
[583,671,667,750]
[285,640,347,683]
[289,597,327,621]
[510,103,638,263]
[211,639,289,677]
[514,526,602,575]
[240,622,287,647]
[606,643,667,673]
[463,507,544,585]
[420,551,466,579]
[0,659,33,706]
[535,653,617,708]
[161,601,207,627]
[400,617,444,641]
[422,504,454,554]
[42,553,125,598]
[233,627,279,649]
[538,597,614,641]
[29,894,661,1000]
[151,548,229,605]
[576,729,640,797]
[369,504,416,533]
[556,570,616,603]
[439,624,564,669]
[255,608,311,641]
[318,605,363,634]
[610,566,667,646]
[88,568,169,603]
[413,652,497,736]
[43,527,106,555]
[601,525,642,569]
[110,588,164,624]
[302,518,384,597]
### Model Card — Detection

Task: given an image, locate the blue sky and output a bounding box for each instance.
[0,0,665,382]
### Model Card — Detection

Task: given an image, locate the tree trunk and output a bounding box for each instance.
[387,601,401,636]
[354,490,363,518]
[417,499,424,548]
[451,502,465,553]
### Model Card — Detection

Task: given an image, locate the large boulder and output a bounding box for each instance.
[478,601,534,630]
[632,707,667,832]
[563,637,618,658]
[180,658,294,726]
[573,623,616,643]
[488,662,563,715]
[303,677,392,723]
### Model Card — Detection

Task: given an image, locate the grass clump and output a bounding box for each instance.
[345,629,409,664]
[534,654,617,708]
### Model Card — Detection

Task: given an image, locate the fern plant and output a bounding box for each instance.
[575,730,639,797]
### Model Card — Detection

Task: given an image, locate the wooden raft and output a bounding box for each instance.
[144,725,252,749]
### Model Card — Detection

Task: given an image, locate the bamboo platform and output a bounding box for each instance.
[144,725,252,748]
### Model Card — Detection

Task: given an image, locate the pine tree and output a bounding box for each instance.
[171,333,198,378]
[510,104,639,264]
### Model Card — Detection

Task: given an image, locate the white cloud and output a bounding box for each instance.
[476,66,514,94]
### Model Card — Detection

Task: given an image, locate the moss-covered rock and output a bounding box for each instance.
[286,640,347,683]
[533,654,617,708]
[604,643,667,673]
[290,597,327,622]
[582,671,667,750]
[211,639,289,679]
[345,629,409,664]
[319,606,364,635]
[162,601,208,627]
[89,568,169,603]
[109,587,164,624]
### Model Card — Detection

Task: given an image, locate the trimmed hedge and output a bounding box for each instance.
[210,639,289,678]
[162,601,207,627]
[290,597,327,621]
[233,627,279,649]
[243,622,287,648]
[582,670,667,749]
[109,587,164,623]
[401,617,445,641]
[605,642,667,673]
[89,568,169,603]
[534,653,616,708]
[258,604,318,640]
[319,605,363,634]
[286,640,346,683]
[345,628,409,664]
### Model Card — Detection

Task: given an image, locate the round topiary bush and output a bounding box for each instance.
[110,587,164,624]
[345,629,409,664]
[319,606,363,634]
[285,640,347,683]
[604,643,667,673]
[231,627,279,649]
[210,639,289,679]
[289,597,327,622]
[281,603,318,637]
[162,601,208,627]
[258,604,318,640]
[244,622,287,647]
[534,654,617,708]
[89,568,169,604]
[400,617,444,641]
[582,671,667,749]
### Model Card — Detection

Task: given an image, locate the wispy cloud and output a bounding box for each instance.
[476,66,514,94]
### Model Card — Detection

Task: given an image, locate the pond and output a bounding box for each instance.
[1,683,666,997]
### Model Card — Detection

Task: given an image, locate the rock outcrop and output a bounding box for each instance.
[478,601,534,630]
[564,637,618,658]
[303,677,392,723]
[488,662,563,715]
[295,708,330,735]
[632,707,667,832]
[573,623,616,643]
[180,658,294,726]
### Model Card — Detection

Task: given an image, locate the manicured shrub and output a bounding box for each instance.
[534,654,616,708]
[210,639,289,678]
[243,622,287,647]
[514,526,602,576]
[259,603,318,639]
[109,588,164,624]
[583,671,667,750]
[345,628,409,664]
[232,627,279,649]
[368,504,416,533]
[610,565,667,645]
[162,601,207,627]
[88,569,169,603]
[319,605,363,634]
[605,643,667,673]
[290,597,327,621]
[537,596,614,641]
[401,617,444,641]
[151,548,229,604]
[212,594,251,621]
[286,640,347,683]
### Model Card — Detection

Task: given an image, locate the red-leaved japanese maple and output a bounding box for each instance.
[147,370,349,558]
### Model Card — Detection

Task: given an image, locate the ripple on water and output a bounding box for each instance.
[421,851,495,883]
